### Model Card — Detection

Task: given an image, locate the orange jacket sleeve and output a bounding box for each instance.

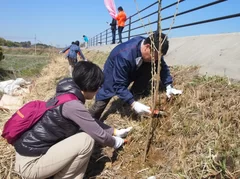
[116,11,127,27]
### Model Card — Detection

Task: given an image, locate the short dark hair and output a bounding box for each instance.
[144,32,169,55]
[118,6,123,11]
[72,61,104,92]
[75,40,80,46]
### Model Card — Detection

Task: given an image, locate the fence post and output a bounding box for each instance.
[157,1,161,32]
[96,35,98,46]
[128,16,132,40]
[100,33,102,45]
[106,29,108,45]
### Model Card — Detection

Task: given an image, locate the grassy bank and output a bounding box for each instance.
[2,46,57,56]
[0,47,58,80]
[0,50,239,179]
[0,54,49,80]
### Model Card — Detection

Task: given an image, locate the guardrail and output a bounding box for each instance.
[89,0,240,46]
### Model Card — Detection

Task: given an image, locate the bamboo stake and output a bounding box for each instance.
[143,0,162,162]
[142,0,180,162]
[134,0,181,162]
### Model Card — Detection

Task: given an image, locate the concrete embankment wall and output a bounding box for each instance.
[88,32,240,80]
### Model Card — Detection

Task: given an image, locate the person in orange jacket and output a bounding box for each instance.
[116,6,127,44]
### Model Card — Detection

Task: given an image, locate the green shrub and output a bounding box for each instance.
[0,47,4,61]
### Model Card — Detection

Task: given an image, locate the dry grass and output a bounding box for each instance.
[23,54,69,102]
[0,110,20,179]
[0,50,239,179]
[0,54,69,178]
[2,47,58,56]
[83,49,109,69]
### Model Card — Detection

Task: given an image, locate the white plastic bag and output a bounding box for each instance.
[0,78,31,95]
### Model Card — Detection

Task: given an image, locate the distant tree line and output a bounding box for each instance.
[35,43,53,48]
[0,37,53,48]
[0,37,31,47]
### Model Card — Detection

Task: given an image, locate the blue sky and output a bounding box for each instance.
[0,0,239,47]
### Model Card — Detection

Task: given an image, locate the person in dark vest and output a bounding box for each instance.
[89,32,182,120]
[13,61,132,179]
[110,18,117,44]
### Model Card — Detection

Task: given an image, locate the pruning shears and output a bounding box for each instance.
[151,109,167,117]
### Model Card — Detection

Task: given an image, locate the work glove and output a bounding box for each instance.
[114,127,133,138]
[132,101,151,114]
[166,84,182,98]
[113,136,125,149]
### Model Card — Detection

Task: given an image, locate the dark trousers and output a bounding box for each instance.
[118,26,124,43]
[89,62,152,120]
[111,29,116,44]
[130,62,152,95]
[67,57,77,68]
[89,98,111,120]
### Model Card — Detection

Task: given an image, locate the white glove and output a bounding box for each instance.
[166,85,182,98]
[59,51,62,54]
[114,127,133,138]
[84,58,88,61]
[113,136,125,149]
[132,101,151,114]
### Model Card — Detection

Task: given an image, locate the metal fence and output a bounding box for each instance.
[89,0,240,47]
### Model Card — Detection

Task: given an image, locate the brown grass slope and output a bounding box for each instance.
[0,50,239,179]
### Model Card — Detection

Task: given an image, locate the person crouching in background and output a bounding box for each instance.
[59,40,86,76]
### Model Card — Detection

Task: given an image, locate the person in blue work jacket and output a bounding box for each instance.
[89,31,182,120]
[59,40,86,76]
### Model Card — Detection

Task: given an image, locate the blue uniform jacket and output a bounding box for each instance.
[62,44,85,60]
[96,36,173,104]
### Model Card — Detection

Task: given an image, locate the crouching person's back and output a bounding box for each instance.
[13,61,127,179]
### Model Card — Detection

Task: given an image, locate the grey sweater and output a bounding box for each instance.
[62,100,115,147]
